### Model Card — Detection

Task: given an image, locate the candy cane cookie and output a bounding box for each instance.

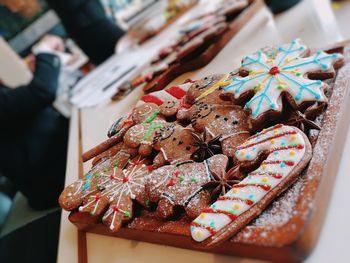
[190,124,312,247]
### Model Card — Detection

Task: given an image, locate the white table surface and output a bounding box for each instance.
[57,1,350,262]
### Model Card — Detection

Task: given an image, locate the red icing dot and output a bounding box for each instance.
[166,179,176,187]
[112,206,119,212]
[284,161,294,166]
[133,160,140,165]
[173,170,180,177]
[95,194,101,201]
[123,177,129,183]
[109,174,115,180]
[147,165,155,172]
[269,66,280,75]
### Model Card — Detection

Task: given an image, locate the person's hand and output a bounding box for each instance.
[37,35,65,52]
[32,35,78,66]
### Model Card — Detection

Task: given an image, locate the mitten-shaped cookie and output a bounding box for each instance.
[145,154,229,219]
[221,39,344,129]
[152,123,199,167]
[189,102,250,157]
[59,145,138,211]
[191,124,312,247]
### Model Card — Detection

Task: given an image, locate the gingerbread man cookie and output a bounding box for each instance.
[123,103,169,156]
[152,123,199,168]
[191,124,312,247]
[176,73,235,123]
[145,154,229,219]
[221,39,344,129]
[188,102,250,157]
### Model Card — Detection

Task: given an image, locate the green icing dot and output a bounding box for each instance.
[145,200,151,207]
[180,175,185,182]
[124,211,130,217]
[277,85,283,90]
[114,162,119,168]
[296,72,301,76]
[191,177,197,183]
[94,173,100,178]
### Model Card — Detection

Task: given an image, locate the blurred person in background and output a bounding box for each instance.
[46,0,125,65]
[0,0,125,209]
[0,35,68,210]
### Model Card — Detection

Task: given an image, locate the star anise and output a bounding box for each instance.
[190,129,222,162]
[287,110,321,132]
[202,166,243,202]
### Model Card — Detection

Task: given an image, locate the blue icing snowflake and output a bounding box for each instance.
[223,39,342,119]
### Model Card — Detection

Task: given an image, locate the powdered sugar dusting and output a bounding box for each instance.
[252,177,304,226]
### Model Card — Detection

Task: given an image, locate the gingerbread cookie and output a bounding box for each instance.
[145,154,229,219]
[185,102,250,157]
[221,39,344,129]
[191,124,312,247]
[92,142,123,167]
[77,157,151,232]
[136,82,192,118]
[176,73,235,123]
[152,123,199,167]
[184,73,233,105]
[83,103,167,162]
[59,145,138,211]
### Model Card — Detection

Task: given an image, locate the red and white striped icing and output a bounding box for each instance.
[136,83,191,107]
[191,124,307,242]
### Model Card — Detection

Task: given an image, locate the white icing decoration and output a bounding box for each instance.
[191,124,307,242]
[78,157,148,227]
[222,39,343,119]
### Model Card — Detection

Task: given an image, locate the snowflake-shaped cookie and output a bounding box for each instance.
[78,156,151,232]
[222,39,343,120]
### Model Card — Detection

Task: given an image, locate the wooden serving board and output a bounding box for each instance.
[70,43,350,262]
[70,52,350,262]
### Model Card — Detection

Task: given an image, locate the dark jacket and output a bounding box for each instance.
[0,53,60,125]
[46,0,125,64]
[0,54,68,209]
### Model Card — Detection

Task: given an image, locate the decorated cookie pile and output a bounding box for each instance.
[59,39,344,245]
